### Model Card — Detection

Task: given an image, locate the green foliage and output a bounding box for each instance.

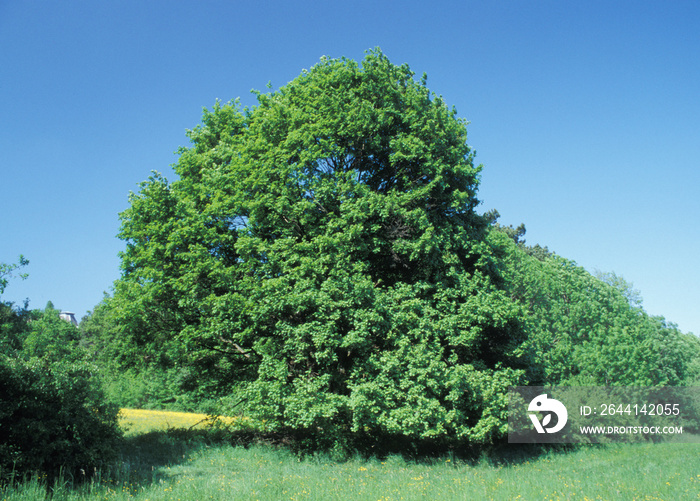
[0,256,28,296]
[80,297,221,411]
[1,290,83,364]
[594,270,643,308]
[22,303,82,361]
[0,262,123,485]
[0,258,31,356]
[0,302,30,356]
[0,356,122,484]
[112,49,528,444]
[491,226,700,387]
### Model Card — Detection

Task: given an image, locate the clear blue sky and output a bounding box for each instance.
[1,1,698,335]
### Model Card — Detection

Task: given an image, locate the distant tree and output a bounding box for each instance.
[113,49,528,444]
[0,255,28,296]
[488,210,527,245]
[80,295,118,358]
[80,297,194,410]
[493,230,700,386]
[0,257,31,356]
[489,211,551,260]
[22,302,82,361]
[594,270,643,308]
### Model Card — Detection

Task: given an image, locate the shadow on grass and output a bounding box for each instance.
[344,432,581,467]
[105,426,298,489]
[152,425,580,468]
[110,427,224,486]
[33,427,594,496]
[114,425,579,479]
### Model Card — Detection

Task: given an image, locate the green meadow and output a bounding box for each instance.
[2,409,698,501]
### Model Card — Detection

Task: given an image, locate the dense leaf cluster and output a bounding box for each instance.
[0,356,121,484]
[0,289,121,483]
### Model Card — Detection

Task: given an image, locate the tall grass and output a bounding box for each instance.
[1,411,698,500]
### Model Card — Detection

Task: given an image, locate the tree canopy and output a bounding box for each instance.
[113,50,528,443]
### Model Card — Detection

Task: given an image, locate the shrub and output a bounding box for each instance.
[0,355,122,484]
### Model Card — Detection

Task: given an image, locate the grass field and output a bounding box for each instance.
[2,409,698,500]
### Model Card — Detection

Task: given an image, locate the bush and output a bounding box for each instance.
[0,355,122,484]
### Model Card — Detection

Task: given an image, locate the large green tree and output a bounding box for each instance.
[114,50,527,443]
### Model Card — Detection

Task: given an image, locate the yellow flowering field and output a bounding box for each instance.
[118,408,240,435]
